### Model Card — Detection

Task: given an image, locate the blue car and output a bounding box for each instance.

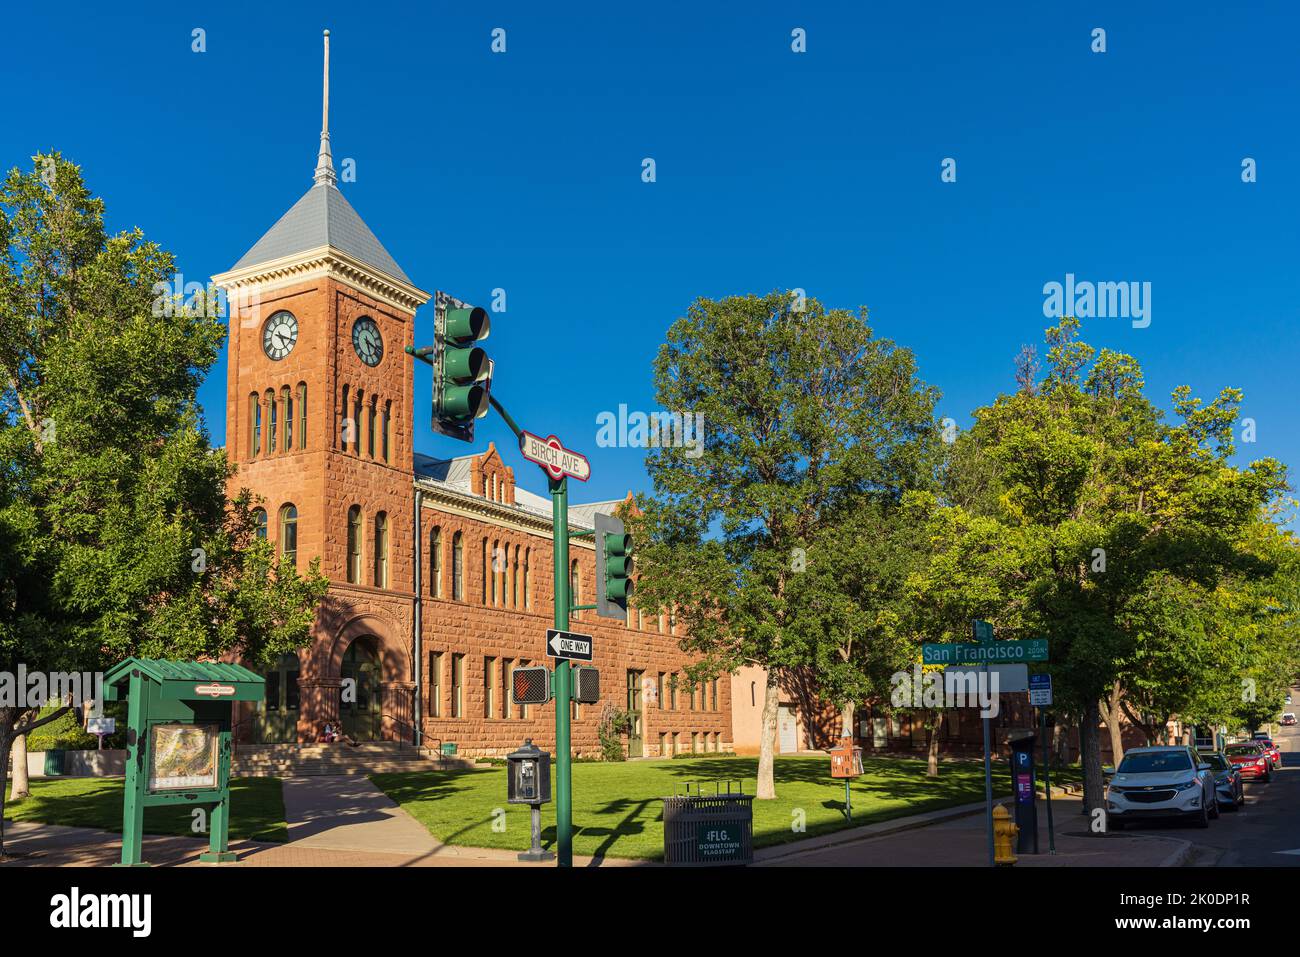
[1198,751,1245,810]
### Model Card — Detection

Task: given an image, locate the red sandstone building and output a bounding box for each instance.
[212,38,729,757]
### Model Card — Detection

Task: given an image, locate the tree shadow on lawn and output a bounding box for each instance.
[368,769,480,807]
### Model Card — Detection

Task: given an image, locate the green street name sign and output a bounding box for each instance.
[922,639,1049,665]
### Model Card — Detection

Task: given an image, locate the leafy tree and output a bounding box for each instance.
[0,153,327,854]
[629,291,938,798]
[913,318,1288,814]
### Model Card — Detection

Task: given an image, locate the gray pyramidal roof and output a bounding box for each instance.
[231,182,411,284]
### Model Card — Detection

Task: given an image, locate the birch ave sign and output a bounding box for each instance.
[519,431,591,482]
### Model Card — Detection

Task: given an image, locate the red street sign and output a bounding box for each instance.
[519,431,591,482]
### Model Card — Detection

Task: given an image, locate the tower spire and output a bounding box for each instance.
[313,29,337,187]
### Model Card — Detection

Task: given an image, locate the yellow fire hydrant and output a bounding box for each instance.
[993,805,1019,866]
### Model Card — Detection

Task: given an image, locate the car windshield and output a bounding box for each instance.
[1199,754,1229,770]
[1117,751,1191,773]
[1226,745,1260,756]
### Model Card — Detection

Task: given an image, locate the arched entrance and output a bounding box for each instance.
[340,637,382,740]
[255,652,301,743]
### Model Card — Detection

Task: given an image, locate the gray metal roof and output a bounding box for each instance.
[231,182,411,284]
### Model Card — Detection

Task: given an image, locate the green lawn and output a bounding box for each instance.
[4,777,288,843]
[372,755,1078,861]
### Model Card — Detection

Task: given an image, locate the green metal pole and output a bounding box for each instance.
[551,475,573,868]
[1042,708,1056,854]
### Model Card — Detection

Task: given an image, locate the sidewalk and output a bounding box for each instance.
[755,794,1192,867]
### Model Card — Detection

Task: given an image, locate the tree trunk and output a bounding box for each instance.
[926,711,943,777]
[0,724,12,858]
[1051,717,1068,768]
[1097,680,1125,767]
[1081,700,1106,818]
[9,735,28,801]
[756,670,780,800]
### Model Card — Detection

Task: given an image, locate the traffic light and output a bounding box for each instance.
[573,666,600,704]
[511,665,551,706]
[430,292,492,442]
[595,512,633,620]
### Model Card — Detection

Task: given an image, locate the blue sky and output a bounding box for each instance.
[5,1,1298,508]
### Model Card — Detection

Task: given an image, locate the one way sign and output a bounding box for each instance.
[546,629,593,662]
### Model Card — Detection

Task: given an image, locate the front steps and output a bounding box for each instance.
[232,741,477,777]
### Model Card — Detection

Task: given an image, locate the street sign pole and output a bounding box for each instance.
[1041,708,1056,854]
[983,659,993,868]
[550,474,574,868]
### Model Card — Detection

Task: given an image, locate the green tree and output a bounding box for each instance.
[629,291,938,798]
[914,318,1288,814]
[0,153,327,854]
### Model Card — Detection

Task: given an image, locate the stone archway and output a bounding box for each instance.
[321,612,415,743]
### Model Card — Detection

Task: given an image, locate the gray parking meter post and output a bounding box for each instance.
[507,739,554,863]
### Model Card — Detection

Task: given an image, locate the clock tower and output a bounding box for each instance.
[213,31,430,742]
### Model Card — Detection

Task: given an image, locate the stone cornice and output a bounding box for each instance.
[414,480,596,550]
[212,245,430,314]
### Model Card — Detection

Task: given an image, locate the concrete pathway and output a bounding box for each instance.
[281,775,441,854]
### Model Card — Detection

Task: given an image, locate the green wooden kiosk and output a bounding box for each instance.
[103,658,265,866]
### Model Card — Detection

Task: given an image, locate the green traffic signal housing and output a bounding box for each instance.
[411,294,493,442]
[595,512,633,619]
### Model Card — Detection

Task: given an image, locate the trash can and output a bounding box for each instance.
[662,783,753,866]
[44,749,66,776]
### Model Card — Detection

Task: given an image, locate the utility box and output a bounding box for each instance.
[830,737,863,778]
[507,739,552,805]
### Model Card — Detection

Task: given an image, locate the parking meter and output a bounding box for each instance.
[1006,729,1037,854]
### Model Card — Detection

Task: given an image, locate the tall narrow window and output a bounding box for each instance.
[279,504,297,564]
[482,538,489,604]
[267,389,277,453]
[253,508,268,540]
[382,401,391,463]
[367,396,377,458]
[428,651,442,717]
[523,548,531,609]
[452,532,464,600]
[451,653,464,718]
[340,385,350,450]
[374,512,389,588]
[249,393,261,458]
[512,546,520,608]
[491,540,500,606]
[346,505,362,584]
[282,385,292,451]
[353,389,363,455]
[298,383,307,449]
[484,657,496,718]
[430,527,443,598]
[570,560,580,620]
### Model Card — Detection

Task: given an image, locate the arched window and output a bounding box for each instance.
[430,526,443,598]
[340,385,350,450]
[374,512,389,588]
[249,393,261,458]
[279,504,298,564]
[298,383,307,450]
[382,401,391,463]
[253,508,268,540]
[491,539,500,606]
[523,548,531,609]
[282,385,293,451]
[452,532,464,601]
[346,505,362,584]
[367,396,377,458]
[353,389,364,455]
[267,389,277,454]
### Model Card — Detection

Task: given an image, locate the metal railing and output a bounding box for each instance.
[382,713,447,769]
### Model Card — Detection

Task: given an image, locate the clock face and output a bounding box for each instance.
[262,311,298,360]
[352,317,383,367]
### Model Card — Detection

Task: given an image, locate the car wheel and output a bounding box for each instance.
[1209,796,1220,819]
[1194,802,1210,828]
[1109,817,1124,831]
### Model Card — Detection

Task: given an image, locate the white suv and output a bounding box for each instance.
[1106,746,1218,829]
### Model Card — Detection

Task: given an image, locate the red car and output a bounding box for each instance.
[1226,743,1273,782]
[1250,734,1282,768]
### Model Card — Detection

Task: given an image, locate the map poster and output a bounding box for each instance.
[147,723,218,791]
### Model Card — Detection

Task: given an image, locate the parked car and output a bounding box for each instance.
[1106,745,1219,829]
[1249,734,1282,768]
[1282,713,1297,727]
[1226,742,1273,782]
[1197,751,1245,810]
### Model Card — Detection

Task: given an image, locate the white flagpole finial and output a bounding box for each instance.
[314,29,337,187]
